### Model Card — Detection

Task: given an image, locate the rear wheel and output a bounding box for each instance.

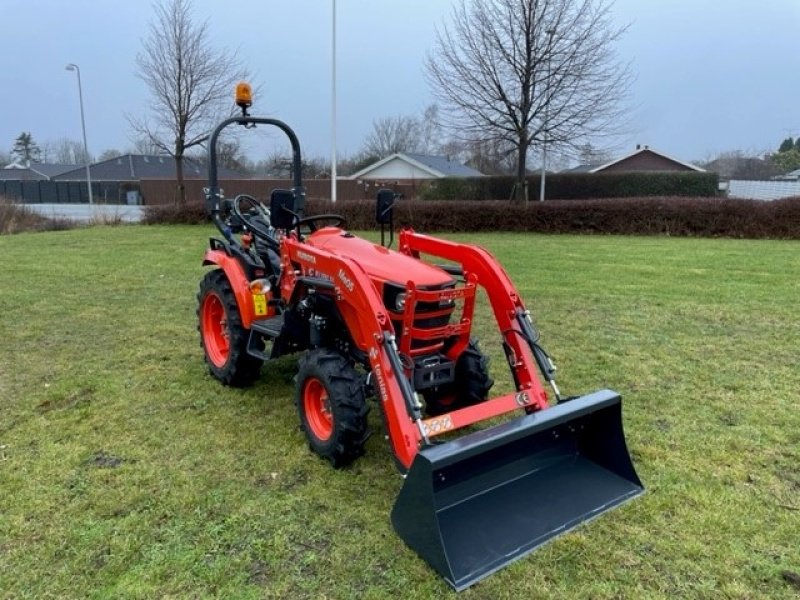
[423,338,494,416]
[296,350,369,467]
[197,270,262,386]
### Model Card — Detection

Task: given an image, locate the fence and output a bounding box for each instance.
[727,179,800,201]
[137,178,423,205]
[0,180,137,204]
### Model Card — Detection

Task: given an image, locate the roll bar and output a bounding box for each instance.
[205,117,305,239]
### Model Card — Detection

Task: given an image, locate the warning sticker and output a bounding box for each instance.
[252,293,267,316]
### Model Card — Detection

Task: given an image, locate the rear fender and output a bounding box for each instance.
[202,248,257,329]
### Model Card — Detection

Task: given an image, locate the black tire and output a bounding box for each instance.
[296,350,369,468]
[423,338,494,416]
[197,269,262,386]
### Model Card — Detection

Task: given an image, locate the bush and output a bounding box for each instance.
[307,196,800,239]
[142,202,209,225]
[141,196,800,239]
[421,172,720,201]
[0,198,75,235]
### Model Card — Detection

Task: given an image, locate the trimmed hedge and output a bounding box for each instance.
[421,172,719,201]
[142,202,208,225]
[143,196,800,239]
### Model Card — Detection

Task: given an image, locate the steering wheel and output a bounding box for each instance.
[294,213,347,234]
[232,194,276,243]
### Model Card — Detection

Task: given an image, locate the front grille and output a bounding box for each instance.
[385,282,456,355]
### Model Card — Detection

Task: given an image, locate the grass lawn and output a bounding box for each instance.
[1,225,798,599]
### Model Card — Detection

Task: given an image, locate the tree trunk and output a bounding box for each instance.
[174,153,186,205]
[514,134,528,203]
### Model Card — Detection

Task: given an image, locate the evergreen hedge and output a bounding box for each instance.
[421,172,719,201]
[144,196,800,239]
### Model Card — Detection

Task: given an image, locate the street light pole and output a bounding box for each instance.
[330,0,337,204]
[65,63,93,205]
[539,28,556,203]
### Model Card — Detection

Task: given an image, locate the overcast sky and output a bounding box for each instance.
[1,0,798,165]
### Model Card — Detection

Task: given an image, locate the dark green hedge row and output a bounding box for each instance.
[144,196,800,239]
[420,172,720,201]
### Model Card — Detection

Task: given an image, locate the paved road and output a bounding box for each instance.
[22,203,145,223]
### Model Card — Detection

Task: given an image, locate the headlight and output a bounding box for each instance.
[395,293,407,311]
[383,282,406,313]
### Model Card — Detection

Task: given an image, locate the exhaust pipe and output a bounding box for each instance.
[391,389,643,591]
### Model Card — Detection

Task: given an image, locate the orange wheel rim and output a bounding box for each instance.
[201,292,229,367]
[303,378,333,441]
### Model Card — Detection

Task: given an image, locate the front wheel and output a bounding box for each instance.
[197,269,262,386]
[296,350,369,467]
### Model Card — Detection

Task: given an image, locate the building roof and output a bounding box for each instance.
[403,153,484,177]
[52,154,244,181]
[350,152,483,180]
[31,163,81,178]
[560,163,602,174]
[0,162,80,180]
[0,168,40,181]
[588,147,705,173]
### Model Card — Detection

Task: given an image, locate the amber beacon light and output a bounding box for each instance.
[235,82,253,113]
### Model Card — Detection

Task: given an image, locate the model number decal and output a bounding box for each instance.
[296,250,317,264]
[373,365,388,402]
[422,415,454,436]
[338,269,354,293]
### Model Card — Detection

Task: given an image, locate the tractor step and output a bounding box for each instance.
[250,315,284,337]
[247,315,284,360]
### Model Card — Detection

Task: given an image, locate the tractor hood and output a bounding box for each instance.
[305,228,454,288]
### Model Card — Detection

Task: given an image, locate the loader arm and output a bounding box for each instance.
[399,229,550,411]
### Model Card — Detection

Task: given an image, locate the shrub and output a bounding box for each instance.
[0,198,75,235]
[141,196,800,239]
[142,202,209,225]
[421,172,720,201]
[308,196,800,239]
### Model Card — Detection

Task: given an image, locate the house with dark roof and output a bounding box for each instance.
[0,162,79,181]
[52,154,244,181]
[349,153,483,181]
[1,155,245,204]
[774,168,800,182]
[562,146,704,174]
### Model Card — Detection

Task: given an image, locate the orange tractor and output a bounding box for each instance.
[197,90,643,590]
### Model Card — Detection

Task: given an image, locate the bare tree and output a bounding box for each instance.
[418,104,443,155]
[130,0,246,204]
[362,115,423,158]
[44,138,91,164]
[98,148,124,161]
[700,150,779,180]
[464,137,518,175]
[130,137,163,156]
[577,142,612,167]
[427,0,632,201]
[361,104,445,159]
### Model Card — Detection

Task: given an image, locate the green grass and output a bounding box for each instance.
[1,225,798,599]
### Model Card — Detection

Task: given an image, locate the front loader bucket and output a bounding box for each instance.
[391,389,643,591]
